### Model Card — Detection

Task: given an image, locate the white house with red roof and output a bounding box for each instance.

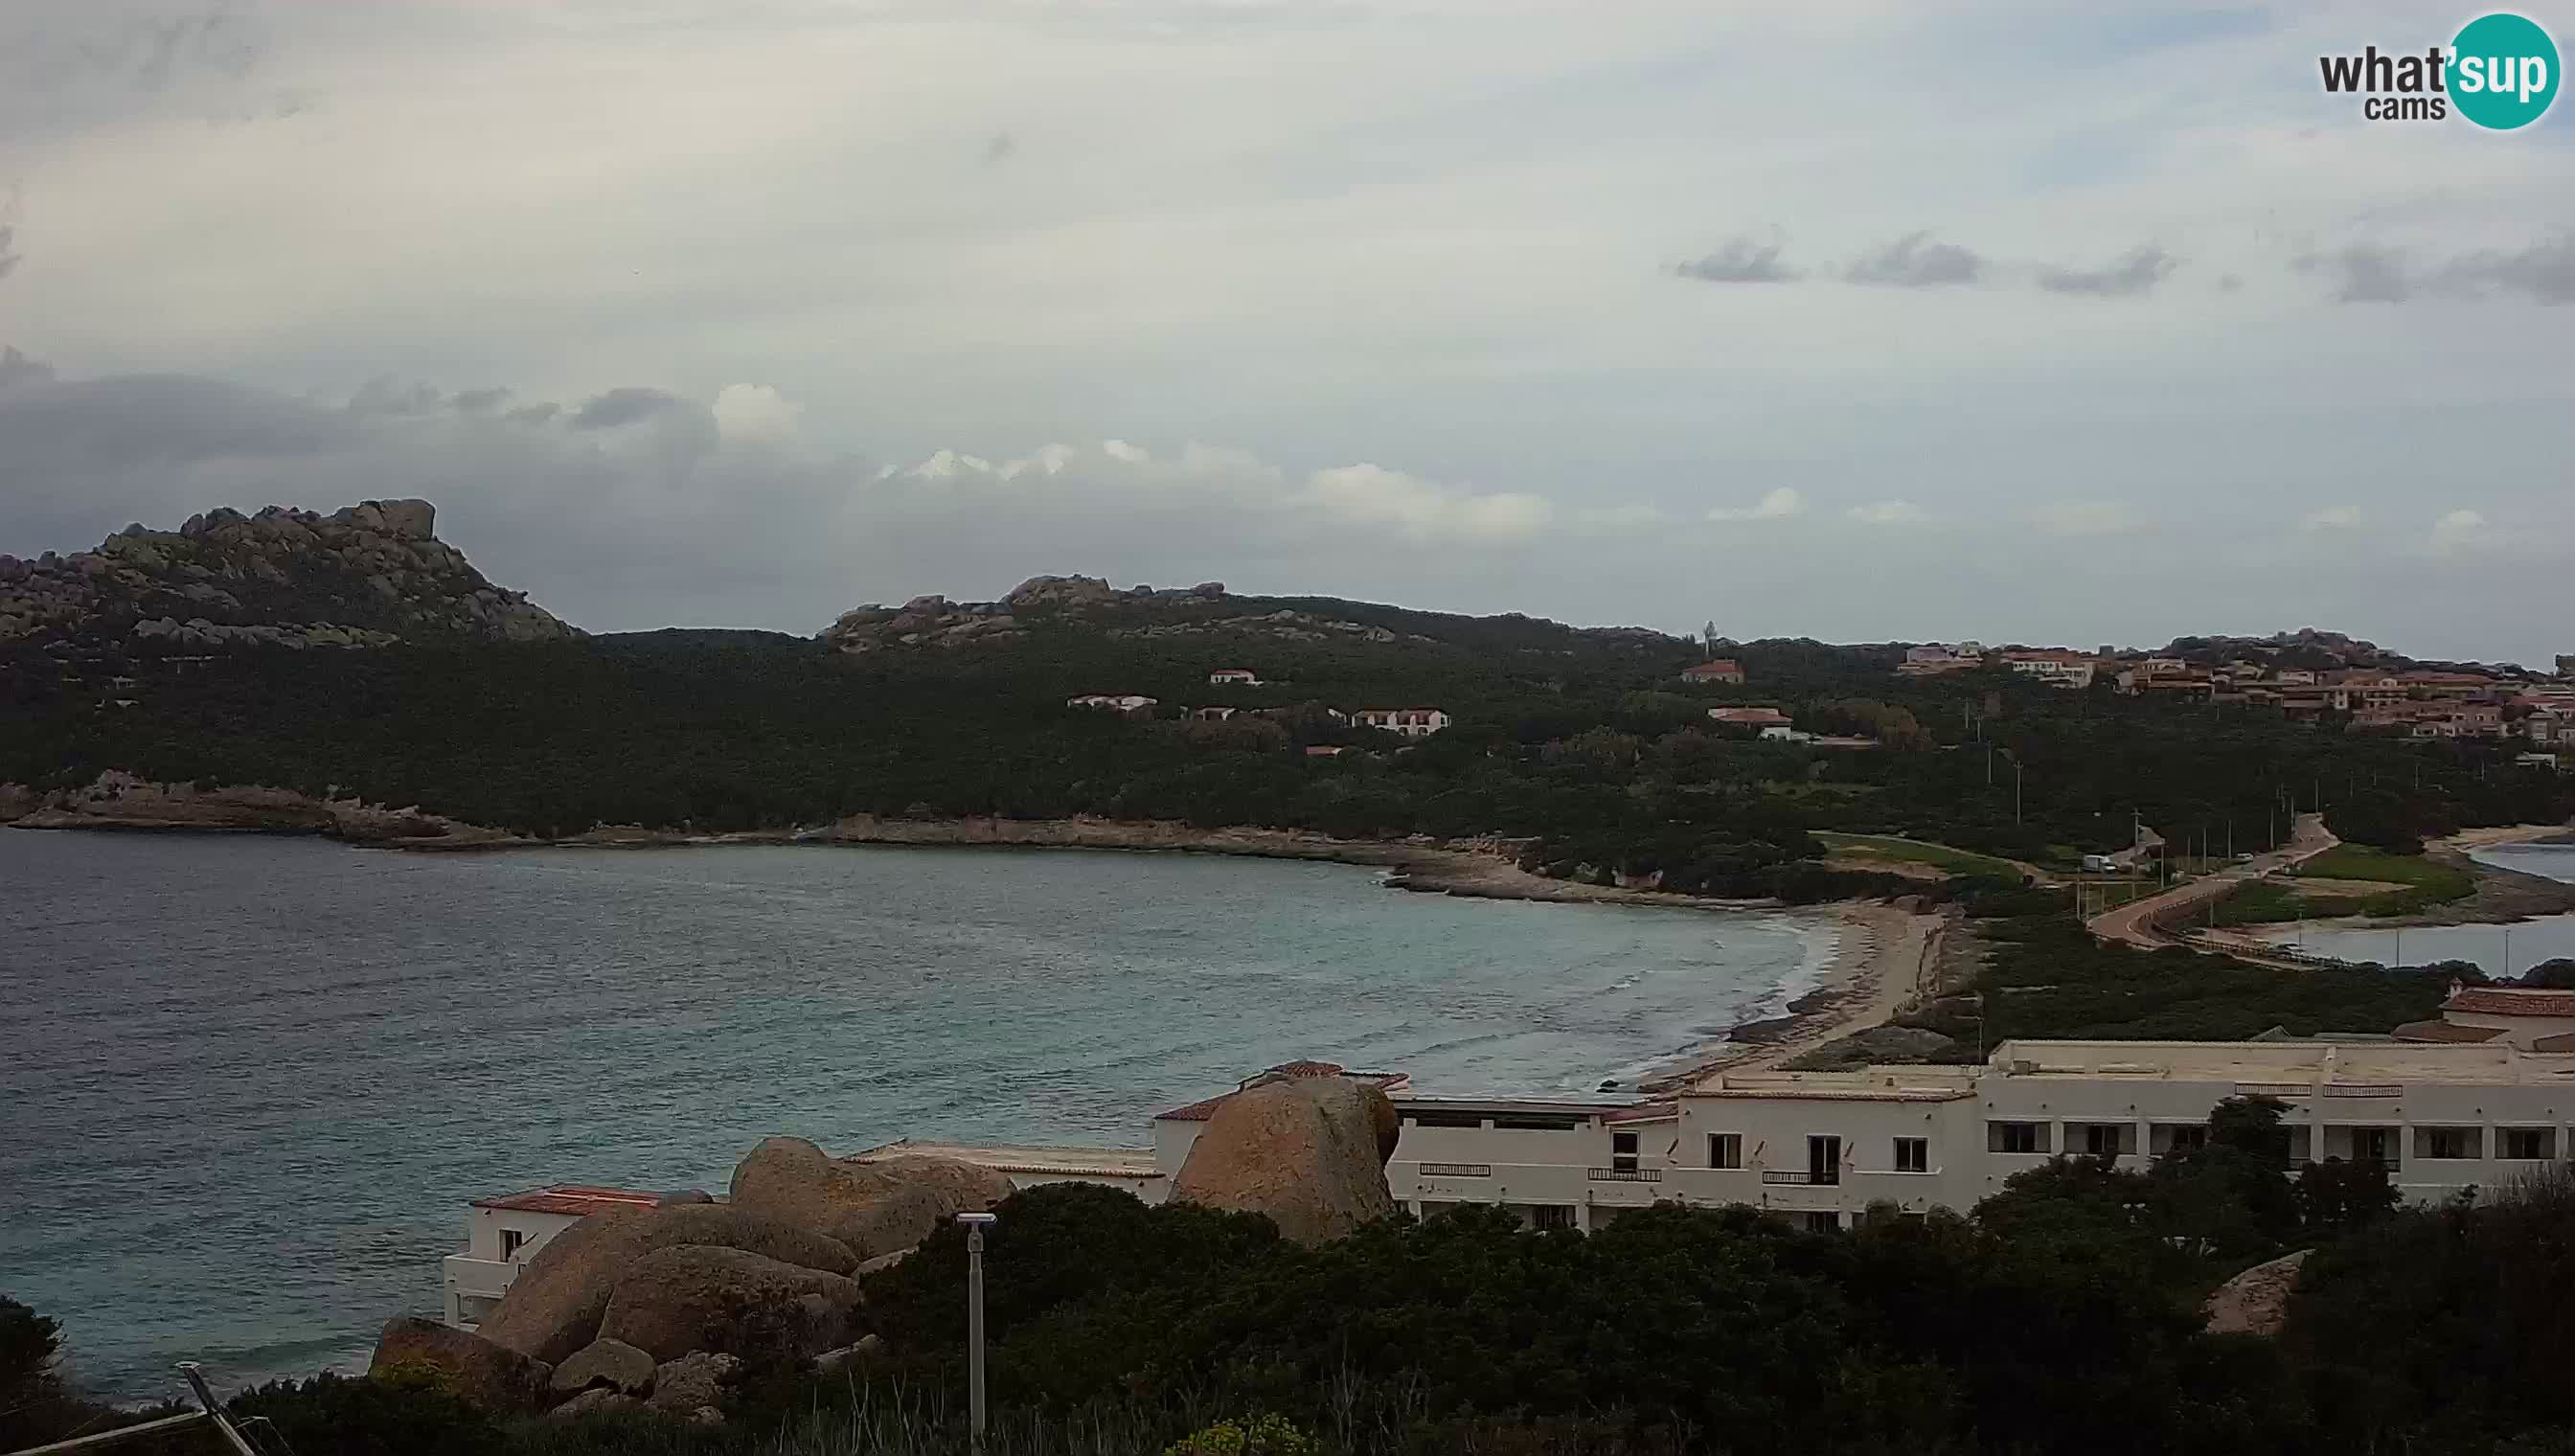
[1351,708,1450,739]
[1680,659,1745,685]
[1207,669,1263,686]
[443,1185,672,1329]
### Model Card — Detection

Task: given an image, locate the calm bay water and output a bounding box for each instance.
[0,831,1831,1402]
[2263,843,2575,972]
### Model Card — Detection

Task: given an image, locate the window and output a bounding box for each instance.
[2418,1126,2482,1161]
[1808,1134,1842,1186]
[2353,1127,2395,1164]
[1611,1130,1639,1173]
[1709,1133,1743,1170]
[1894,1137,1929,1172]
[1990,1121,2045,1154]
[1530,1205,1577,1232]
[1803,1212,1840,1234]
[2502,1128,2552,1161]
[500,1229,528,1260]
[2165,1125,2209,1154]
[2079,1123,2131,1157]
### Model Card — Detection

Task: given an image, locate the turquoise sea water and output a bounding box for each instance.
[0,831,1832,1402]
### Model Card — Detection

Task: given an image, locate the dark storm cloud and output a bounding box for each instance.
[2036,244,2178,297]
[2446,235,2575,305]
[2293,243,2413,303]
[2293,236,2575,307]
[570,386,688,430]
[1674,234,1796,284]
[1845,230,1983,287]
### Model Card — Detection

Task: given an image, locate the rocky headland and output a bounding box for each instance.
[0,498,576,650]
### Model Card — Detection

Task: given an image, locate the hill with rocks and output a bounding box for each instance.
[0,498,576,652]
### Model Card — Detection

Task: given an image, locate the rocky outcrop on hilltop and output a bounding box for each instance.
[1169,1074,1400,1245]
[818,574,1441,653]
[0,499,577,650]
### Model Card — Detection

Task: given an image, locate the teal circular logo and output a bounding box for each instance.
[2451,12,2560,129]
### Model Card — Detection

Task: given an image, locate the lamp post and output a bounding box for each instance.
[956,1212,998,1451]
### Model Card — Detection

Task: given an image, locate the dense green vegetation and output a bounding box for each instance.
[23,1102,2575,1455]
[1904,887,2457,1047]
[6,602,2565,898]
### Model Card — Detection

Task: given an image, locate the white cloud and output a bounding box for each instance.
[1307,463,1550,544]
[712,383,801,445]
[2036,500,2140,537]
[1707,487,1804,522]
[1845,499,1925,525]
[2429,508,2491,553]
[2300,505,2360,531]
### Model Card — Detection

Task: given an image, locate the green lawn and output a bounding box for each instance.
[2295,846,2476,899]
[1816,831,2022,879]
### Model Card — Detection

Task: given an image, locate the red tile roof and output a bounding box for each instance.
[2446,987,2575,1017]
[472,1185,668,1217]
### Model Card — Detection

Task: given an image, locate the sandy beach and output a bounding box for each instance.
[1639,900,1948,1091]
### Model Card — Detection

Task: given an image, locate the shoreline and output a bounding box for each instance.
[1637,899,1949,1092]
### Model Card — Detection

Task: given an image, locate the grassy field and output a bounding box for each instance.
[1815,831,2022,879]
[2295,846,2477,897]
[2209,847,2479,926]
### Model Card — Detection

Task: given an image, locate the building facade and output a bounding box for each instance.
[1352,708,1450,738]
[443,1186,671,1329]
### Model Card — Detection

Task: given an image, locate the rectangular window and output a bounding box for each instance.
[1530,1205,1577,1232]
[1991,1121,2044,1154]
[1611,1130,1639,1173]
[2081,1123,2131,1157]
[500,1229,528,1260]
[1803,1212,1840,1234]
[2502,1128,2552,1161]
[2166,1125,2209,1154]
[2418,1126,2482,1161]
[1809,1134,1842,1186]
[1709,1133,1743,1170]
[1894,1136,1929,1172]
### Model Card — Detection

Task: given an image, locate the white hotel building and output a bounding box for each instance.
[444,992,2575,1326]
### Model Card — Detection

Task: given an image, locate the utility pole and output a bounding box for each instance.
[957,1212,998,1451]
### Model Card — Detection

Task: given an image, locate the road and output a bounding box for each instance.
[2086,813,2338,951]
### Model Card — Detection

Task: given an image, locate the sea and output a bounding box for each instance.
[0,830,1835,1403]
[2260,842,2575,973]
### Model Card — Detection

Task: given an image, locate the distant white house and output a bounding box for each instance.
[2002,650,2099,689]
[1067,694,1158,716]
[1207,669,1262,686]
[1353,708,1450,738]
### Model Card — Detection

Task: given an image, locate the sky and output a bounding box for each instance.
[0,0,2569,664]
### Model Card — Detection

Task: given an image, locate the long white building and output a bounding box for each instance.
[444,993,2575,1327]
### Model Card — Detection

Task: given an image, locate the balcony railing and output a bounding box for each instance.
[2323,1082,2403,1098]
[1587,1167,1662,1182]
[1418,1162,1493,1177]
[1758,1170,1841,1186]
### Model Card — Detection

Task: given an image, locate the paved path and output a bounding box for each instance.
[2086,813,2337,951]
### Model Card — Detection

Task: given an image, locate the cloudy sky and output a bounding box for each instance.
[1,1,2569,662]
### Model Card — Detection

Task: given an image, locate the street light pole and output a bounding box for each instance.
[957,1212,998,1451]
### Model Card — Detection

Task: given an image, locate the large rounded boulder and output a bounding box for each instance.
[2203,1248,2312,1336]
[1168,1075,1398,1245]
[477,1201,856,1366]
[597,1245,864,1363]
[727,1138,1015,1258]
[368,1317,553,1412]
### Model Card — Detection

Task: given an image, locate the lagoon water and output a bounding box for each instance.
[2264,843,2575,973]
[0,831,1831,1402]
